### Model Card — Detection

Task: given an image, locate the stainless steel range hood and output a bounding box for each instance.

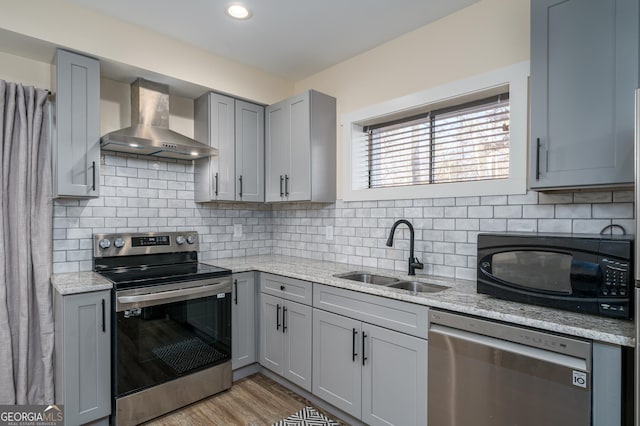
[101,78,217,160]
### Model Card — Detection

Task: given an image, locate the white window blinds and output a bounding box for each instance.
[360,93,510,189]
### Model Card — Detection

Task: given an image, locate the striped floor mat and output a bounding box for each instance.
[271,406,340,426]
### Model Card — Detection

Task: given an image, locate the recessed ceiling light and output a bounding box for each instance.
[226,3,252,20]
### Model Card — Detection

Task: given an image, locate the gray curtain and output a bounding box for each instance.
[0,80,54,404]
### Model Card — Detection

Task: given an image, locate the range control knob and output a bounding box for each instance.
[176,235,185,245]
[186,235,196,244]
[114,238,125,249]
[99,239,111,249]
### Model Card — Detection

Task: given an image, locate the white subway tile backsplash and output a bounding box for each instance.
[494,205,522,218]
[592,203,633,219]
[445,206,467,218]
[467,206,493,218]
[538,219,572,233]
[481,195,507,205]
[572,219,612,234]
[555,204,592,218]
[507,219,537,232]
[479,218,507,231]
[54,154,635,284]
[522,204,554,218]
[507,192,538,205]
[455,196,480,206]
[613,190,634,203]
[538,192,573,204]
[574,192,612,203]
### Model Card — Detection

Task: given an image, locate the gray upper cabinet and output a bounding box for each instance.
[236,100,265,202]
[265,90,336,202]
[53,49,100,198]
[529,0,639,190]
[54,289,110,426]
[194,93,235,202]
[231,272,257,369]
[194,93,264,202]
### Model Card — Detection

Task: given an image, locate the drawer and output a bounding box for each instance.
[260,273,312,306]
[313,284,429,338]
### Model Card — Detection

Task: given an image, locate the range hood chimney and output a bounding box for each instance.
[101,78,217,160]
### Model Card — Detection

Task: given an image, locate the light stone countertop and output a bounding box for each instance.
[50,271,113,295]
[205,255,636,347]
[48,255,635,346]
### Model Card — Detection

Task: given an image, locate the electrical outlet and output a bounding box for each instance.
[325,225,333,241]
[233,224,242,238]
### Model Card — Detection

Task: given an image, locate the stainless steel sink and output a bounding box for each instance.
[387,280,448,293]
[334,271,398,286]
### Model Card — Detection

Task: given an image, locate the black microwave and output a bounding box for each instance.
[477,232,633,319]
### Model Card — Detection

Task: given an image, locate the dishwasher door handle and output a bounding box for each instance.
[429,324,588,371]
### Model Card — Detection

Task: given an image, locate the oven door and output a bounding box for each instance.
[114,277,232,398]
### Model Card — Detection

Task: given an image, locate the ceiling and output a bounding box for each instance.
[69,0,480,81]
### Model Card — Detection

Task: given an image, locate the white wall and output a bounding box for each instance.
[293,0,530,199]
[0,51,52,89]
[0,0,293,105]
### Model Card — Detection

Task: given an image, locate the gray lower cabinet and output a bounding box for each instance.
[361,323,427,426]
[53,48,100,198]
[194,93,264,202]
[265,90,336,203]
[312,309,427,425]
[312,309,362,416]
[232,272,257,369]
[260,293,312,391]
[529,0,639,189]
[312,284,428,425]
[54,289,110,426]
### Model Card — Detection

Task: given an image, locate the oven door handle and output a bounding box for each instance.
[117,281,230,311]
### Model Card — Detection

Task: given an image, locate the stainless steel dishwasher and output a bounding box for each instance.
[428,310,606,426]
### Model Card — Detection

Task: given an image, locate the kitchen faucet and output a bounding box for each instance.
[386,219,423,276]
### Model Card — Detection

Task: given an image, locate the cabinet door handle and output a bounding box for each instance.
[214,172,219,196]
[101,299,106,333]
[233,279,238,305]
[282,306,288,333]
[239,175,243,198]
[352,328,358,361]
[276,304,281,330]
[285,174,289,196]
[535,138,541,180]
[91,161,96,191]
[362,331,367,365]
[279,175,284,197]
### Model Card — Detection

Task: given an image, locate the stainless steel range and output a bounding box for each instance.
[93,232,232,426]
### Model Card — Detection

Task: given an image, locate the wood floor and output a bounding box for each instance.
[142,373,342,425]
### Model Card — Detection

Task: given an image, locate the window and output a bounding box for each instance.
[341,61,528,201]
[364,94,510,189]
